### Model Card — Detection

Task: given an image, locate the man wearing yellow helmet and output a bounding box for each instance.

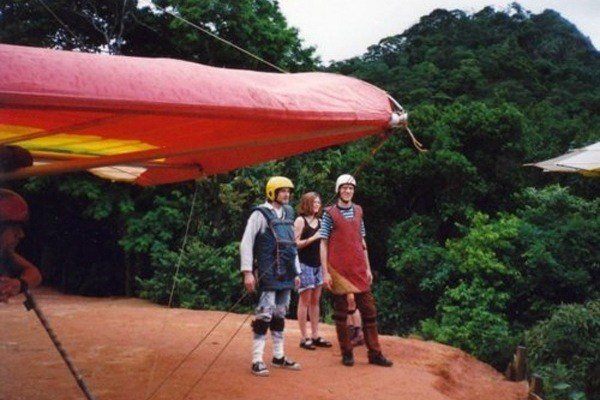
[0,189,42,302]
[240,176,302,377]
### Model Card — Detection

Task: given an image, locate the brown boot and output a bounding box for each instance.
[368,352,393,367]
[334,321,353,355]
[342,351,355,367]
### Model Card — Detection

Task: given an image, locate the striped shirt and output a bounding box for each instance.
[319,204,366,239]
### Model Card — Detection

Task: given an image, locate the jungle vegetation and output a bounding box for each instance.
[1,1,598,398]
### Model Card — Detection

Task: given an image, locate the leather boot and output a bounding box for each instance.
[368,352,393,367]
[342,351,355,367]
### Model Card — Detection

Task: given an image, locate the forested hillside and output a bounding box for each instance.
[1,2,598,399]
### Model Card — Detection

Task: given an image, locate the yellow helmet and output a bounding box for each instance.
[265,176,294,201]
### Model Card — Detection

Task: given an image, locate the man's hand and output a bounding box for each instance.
[243,272,256,293]
[0,277,21,302]
[366,269,373,285]
[323,271,332,291]
[294,276,301,289]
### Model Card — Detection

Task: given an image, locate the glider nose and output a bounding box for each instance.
[389,111,408,128]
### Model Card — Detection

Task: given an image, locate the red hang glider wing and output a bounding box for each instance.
[0,44,394,186]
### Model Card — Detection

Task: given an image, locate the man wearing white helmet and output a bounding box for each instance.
[319,174,393,367]
[240,176,302,377]
[0,189,42,302]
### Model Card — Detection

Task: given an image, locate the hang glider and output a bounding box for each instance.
[526,141,600,178]
[0,44,405,186]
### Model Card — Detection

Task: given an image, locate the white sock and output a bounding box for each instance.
[252,334,267,363]
[271,330,284,359]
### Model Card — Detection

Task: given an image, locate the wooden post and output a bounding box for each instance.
[505,362,515,380]
[505,345,528,381]
[528,374,544,400]
[514,346,527,381]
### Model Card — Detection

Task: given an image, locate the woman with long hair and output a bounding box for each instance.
[294,192,332,350]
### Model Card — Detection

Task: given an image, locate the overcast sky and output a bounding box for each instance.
[277,0,599,63]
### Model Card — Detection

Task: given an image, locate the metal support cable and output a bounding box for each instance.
[144,180,200,399]
[180,313,253,400]
[158,6,288,74]
[36,0,85,48]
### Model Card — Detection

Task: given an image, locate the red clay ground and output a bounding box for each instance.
[0,288,527,400]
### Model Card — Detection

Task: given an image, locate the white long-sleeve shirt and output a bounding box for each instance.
[239,201,301,274]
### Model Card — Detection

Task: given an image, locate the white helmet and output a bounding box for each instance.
[335,174,357,194]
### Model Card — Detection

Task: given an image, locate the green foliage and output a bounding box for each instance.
[421,278,517,368]
[137,240,249,310]
[511,186,600,323]
[415,212,521,368]
[385,186,598,370]
[442,212,521,286]
[525,301,600,400]
[120,189,189,259]
[375,215,444,334]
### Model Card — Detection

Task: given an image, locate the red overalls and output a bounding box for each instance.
[326,204,382,356]
[327,204,369,294]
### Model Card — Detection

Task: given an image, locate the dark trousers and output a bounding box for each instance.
[332,291,382,356]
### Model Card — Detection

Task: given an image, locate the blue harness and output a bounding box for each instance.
[252,205,297,291]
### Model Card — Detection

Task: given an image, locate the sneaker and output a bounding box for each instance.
[368,352,393,367]
[342,352,355,367]
[300,338,316,350]
[272,356,301,370]
[251,361,270,377]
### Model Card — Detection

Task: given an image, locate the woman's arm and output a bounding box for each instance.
[320,239,332,290]
[295,217,318,249]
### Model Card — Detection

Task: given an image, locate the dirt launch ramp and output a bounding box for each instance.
[0,288,527,400]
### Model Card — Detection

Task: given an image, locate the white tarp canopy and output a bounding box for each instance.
[527,141,600,177]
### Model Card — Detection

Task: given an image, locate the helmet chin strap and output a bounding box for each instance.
[337,195,352,206]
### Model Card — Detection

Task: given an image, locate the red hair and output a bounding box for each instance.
[297,192,321,217]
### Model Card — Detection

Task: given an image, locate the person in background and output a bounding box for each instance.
[294,192,332,350]
[0,189,42,302]
[347,294,365,347]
